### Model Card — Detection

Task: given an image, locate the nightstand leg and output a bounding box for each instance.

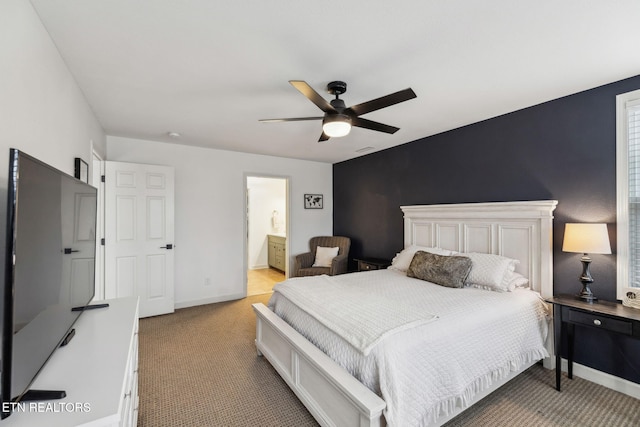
[555,351,561,390]
[567,323,574,380]
[555,308,563,391]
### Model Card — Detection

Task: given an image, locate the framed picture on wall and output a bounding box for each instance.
[74,158,88,183]
[304,194,323,209]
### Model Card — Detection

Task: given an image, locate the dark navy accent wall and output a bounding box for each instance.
[333,74,640,384]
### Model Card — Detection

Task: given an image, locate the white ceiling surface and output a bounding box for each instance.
[30,0,640,164]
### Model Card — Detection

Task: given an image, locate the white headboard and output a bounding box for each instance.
[401,200,558,298]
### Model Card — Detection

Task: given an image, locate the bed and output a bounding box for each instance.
[252,200,558,427]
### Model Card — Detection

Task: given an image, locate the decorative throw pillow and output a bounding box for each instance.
[506,271,530,290]
[313,246,339,267]
[389,245,455,272]
[406,251,472,288]
[464,252,519,292]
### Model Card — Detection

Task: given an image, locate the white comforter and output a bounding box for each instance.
[268,269,550,427]
[273,274,438,355]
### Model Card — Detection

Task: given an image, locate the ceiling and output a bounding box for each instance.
[29,0,640,164]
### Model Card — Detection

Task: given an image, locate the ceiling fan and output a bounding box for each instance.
[260,80,417,142]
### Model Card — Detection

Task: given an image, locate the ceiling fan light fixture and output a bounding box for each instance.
[322,114,352,138]
[260,80,416,140]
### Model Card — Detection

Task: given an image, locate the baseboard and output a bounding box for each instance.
[557,358,640,400]
[175,292,246,309]
[249,264,269,270]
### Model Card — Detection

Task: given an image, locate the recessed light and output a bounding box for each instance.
[167,132,181,139]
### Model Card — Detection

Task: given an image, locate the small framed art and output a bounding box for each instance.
[304,194,323,209]
[74,158,88,183]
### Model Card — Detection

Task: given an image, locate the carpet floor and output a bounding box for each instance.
[138,294,640,426]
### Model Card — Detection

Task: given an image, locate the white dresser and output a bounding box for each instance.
[2,297,139,427]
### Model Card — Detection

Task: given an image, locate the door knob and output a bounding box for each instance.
[160,244,174,250]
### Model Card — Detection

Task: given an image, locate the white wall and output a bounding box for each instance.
[107,136,332,308]
[0,0,106,175]
[1,0,330,310]
[0,0,105,276]
[247,177,286,270]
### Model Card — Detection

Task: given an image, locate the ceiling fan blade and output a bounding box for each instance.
[346,88,416,116]
[318,132,330,142]
[351,117,400,134]
[259,117,323,123]
[289,80,337,113]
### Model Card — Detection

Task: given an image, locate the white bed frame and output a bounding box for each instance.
[253,200,558,427]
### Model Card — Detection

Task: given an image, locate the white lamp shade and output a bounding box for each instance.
[562,223,612,254]
[322,115,352,138]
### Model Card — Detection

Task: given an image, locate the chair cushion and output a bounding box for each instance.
[297,267,331,277]
[313,246,339,267]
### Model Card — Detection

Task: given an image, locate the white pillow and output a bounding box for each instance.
[463,252,519,292]
[468,270,530,292]
[507,271,530,290]
[389,245,455,272]
[313,246,339,267]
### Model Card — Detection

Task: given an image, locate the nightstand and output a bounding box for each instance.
[354,257,391,272]
[546,295,640,391]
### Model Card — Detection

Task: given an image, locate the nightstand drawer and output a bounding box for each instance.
[354,258,391,272]
[567,309,633,335]
[358,261,378,271]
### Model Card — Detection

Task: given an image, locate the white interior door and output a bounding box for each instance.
[92,152,105,301]
[60,180,97,307]
[104,161,175,318]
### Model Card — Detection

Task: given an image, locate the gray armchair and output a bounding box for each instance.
[292,236,351,277]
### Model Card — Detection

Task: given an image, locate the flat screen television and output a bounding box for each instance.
[1,149,97,418]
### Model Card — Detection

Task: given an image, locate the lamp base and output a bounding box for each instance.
[576,255,597,303]
[576,289,598,302]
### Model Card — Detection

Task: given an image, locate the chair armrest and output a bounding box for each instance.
[293,252,314,277]
[330,253,349,275]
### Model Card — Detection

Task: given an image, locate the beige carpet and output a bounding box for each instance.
[443,364,640,427]
[138,294,640,426]
[138,294,316,427]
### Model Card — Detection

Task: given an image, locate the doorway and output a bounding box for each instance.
[91,150,104,301]
[104,161,176,317]
[246,175,288,296]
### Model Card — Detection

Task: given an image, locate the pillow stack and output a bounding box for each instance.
[389,245,455,272]
[391,245,529,292]
[463,252,524,292]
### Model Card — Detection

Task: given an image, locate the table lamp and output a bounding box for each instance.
[562,223,612,302]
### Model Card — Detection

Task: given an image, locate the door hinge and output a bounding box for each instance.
[101,238,105,246]
[101,175,105,183]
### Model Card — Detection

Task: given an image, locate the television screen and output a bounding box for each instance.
[2,149,97,415]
